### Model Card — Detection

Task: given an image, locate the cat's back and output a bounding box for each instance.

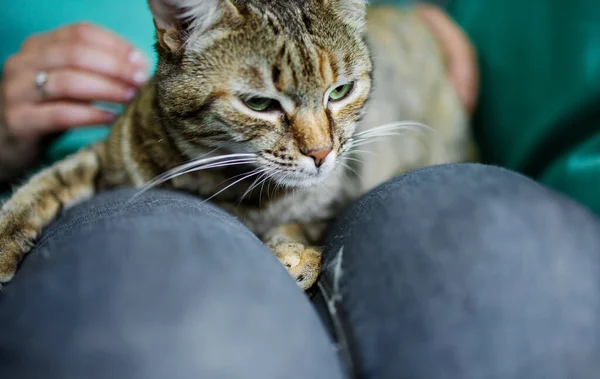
[358,6,473,192]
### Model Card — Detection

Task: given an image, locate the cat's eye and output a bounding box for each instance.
[243,97,279,112]
[328,83,354,102]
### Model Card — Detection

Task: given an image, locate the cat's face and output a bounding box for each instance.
[150,0,372,188]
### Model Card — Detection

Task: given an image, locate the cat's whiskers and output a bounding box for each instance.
[259,170,281,208]
[237,172,268,204]
[347,149,376,156]
[273,174,285,195]
[353,121,434,138]
[237,168,278,204]
[272,170,295,198]
[203,168,266,203]
[161,153,255,178]
[349,133,428,149]
[342,156,363,164]
[349,124,430,147]
[344,121,436,152]
[339,161,362,180]
[131,153,258,200]
[335,121,438,179]
[148,154,257,185]
[258,177,269,209]
[178,147,221,165]
[209,166,270,204]
[153,157,258,187]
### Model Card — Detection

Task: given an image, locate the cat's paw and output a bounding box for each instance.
[272,242,322,290]
[0,217,38,283]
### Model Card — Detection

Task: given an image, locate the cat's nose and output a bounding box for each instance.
[306,147,332,168]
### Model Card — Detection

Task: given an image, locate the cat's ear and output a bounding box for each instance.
[148,0,241,53]
[329,0,368,31]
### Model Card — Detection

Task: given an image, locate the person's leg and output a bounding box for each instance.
[0,189,344,379]
[317,163,600,379]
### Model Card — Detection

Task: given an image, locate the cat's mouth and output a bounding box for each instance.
[259,151,338,189]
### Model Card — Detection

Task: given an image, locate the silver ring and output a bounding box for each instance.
[34,71,48,95]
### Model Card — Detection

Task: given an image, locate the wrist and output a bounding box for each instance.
[0,113,41,183]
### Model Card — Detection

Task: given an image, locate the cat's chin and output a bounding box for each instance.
[269,168,337,189]
[274,175,324,189]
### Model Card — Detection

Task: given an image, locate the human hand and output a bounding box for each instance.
[0,22,149,144]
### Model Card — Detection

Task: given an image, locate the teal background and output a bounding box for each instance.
[449,0,600,215]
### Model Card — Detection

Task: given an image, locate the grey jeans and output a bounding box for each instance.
[1,164,599,378]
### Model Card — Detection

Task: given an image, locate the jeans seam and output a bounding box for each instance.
[316,276,361,379]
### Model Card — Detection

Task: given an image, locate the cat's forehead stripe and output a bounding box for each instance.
[271,43,338,104]
[317,50,331,83]
[327,50,340,82]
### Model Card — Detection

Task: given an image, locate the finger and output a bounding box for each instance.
[415,4,480,114]
[22,23,148,68]
[58,23,145,63]
[21,69,138,104]
[19,43,148,87]
[9,103,117,138]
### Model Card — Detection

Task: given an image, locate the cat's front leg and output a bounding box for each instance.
[0,144,106,283]
[264,222,327,290]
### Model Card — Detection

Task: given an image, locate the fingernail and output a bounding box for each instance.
[125,88,136,100]
[128,50,146,65]
[132,70,148,85]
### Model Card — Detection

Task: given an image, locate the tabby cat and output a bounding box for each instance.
[0,0,475,290]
